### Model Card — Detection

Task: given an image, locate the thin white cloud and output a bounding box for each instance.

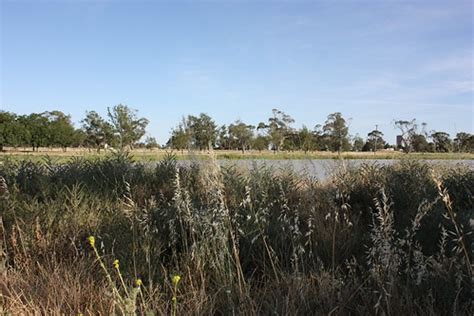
[423,54,473,74]
[443,80,474,93]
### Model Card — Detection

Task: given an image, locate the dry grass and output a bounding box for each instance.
[0,153,472,314]
[1,146,473,162]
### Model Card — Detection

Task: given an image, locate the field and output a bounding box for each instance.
[0,152,473,314]
[1,147,474,163]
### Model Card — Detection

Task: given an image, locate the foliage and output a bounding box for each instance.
[258,109,295,151]
[454,132,474,153]
[323,112,350,152]
[107,104,149,149]
[431,131,452,153]
[186,113,218,150]
[81,111,115,151]
[1,108,473,155]
[144,136,159,149]
[0,157,472,314]
[393,119,419,153]
[228,120,255,153]
[352,135,364,151]
[363,129,386,152]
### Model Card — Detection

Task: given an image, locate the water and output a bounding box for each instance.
[175,159,474,180]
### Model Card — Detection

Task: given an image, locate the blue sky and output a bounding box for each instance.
[1,0,472,144]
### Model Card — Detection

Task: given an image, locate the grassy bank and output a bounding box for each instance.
[1,148,473,163]
[0,153,473,314]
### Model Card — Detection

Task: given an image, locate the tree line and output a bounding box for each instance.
[0,105,151,152]
[1,105,473,153]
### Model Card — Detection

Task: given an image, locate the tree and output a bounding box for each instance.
[393,119,418,153]
[217,125,231,150]
[454,132,474,153]
[431,131,452,153]
[168,119,192,152]
[363,129,385,152]
[228,120,254,153]
[21,113,50,151]
[187,113,217,150]
[412,134,432,152]
[0,111,29,150]
[44,111,76,151]
[81,111,114,152]
[323,112,350,153]
[107,104,149,150]
[71,129,87,148]
[352,135,364,152]
[145,136,159,150]
[299,125,315,153]
[252,135,270,152]
[258,109,294,152]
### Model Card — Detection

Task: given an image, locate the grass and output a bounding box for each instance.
[1,147,473,163]
[0,152,473,314]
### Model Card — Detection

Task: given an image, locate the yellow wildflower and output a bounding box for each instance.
[172,274,181,286]
[135,279,143,287]
[87,236,95,247]
[113,259,119,269]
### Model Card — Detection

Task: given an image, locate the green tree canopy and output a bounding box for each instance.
[107,104,149,149]
[323,112,350,153]
[454,132,474,153]
[431,131,452,153]
[228,120,255,153]
[298,125,316,153]
[187,113,217,150]
[0,111,30,150]
[363,129,385,152]
[82,111,115,151]
[258,109,294,152]
[44,111,76,150]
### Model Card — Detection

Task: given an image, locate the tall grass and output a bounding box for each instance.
[0,153,472,314]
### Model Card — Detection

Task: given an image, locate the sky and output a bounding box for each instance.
[1,0,473,145]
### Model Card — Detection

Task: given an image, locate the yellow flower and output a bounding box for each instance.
[172,275,181,286]
[87,236,95,247]
[113,259,119,269]
[135,279,143,287]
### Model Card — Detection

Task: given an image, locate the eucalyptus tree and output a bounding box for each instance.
[352,135,364,152]
[299,125,316,153]
[107,104,149,150]
[228,120,255,153]
[257,109,294,152]
[22,113,50,151]
[431,131,452,152]
[252,135,270,152]
[186,113,217,150]
[323,112,350,153]
[364,129,385,152]
[454,132,474,152]
[144,136,159,150]
[217,125,231,150]
[168,120,191,152]
[45,111,76,151]
[393,119,418,153]
[0,111,28,150]
[81,111,114,152]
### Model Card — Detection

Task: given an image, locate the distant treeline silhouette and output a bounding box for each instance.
[1,105,473,153]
